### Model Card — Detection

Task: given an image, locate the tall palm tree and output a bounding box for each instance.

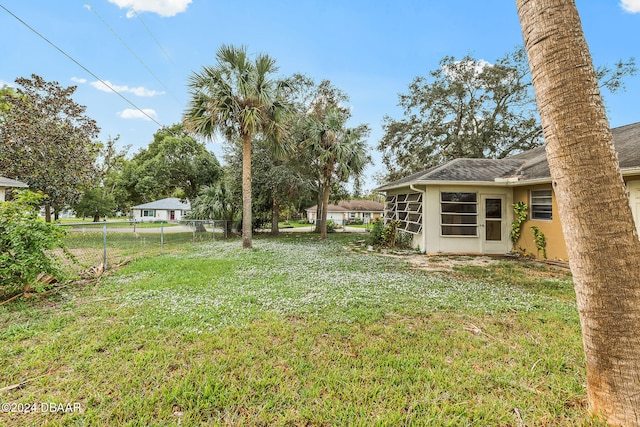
[183,45,287,248]
[304,107,371,239]
[517,0,640,423]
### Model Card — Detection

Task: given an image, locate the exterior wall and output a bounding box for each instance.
[132,209,188,222]
[0,188,5,202]
[307,210,382,224]
[385,185,513,255]
[625,177,640,236]
[513,184,567,260]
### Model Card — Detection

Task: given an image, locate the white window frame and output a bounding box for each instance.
[530,189,553,220]
[142,209,156,217]
[440,192,478,237]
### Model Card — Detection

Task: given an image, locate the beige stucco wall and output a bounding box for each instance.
[514,176,640,261]
[513,184,566,260]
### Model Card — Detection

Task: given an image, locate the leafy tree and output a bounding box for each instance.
[517,0,640,423]
[302,106,371,239]
[0,75,101,221]
[74,136,130,221]
[224,136,310,235]
[0,85,18,115]
[379,47,636,181]
[0,191,69,299]
[117,124,222,205]
[73,188,116,222]
[187,172,240,237]
[184,45,289,249]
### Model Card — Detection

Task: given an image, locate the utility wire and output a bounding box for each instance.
[0,2,164,127]
[130,8,174,65]
[85,2,181,105]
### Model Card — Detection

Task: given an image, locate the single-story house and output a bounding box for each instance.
[306,200,384,224]
[131,197,190,222]
[0,176,28,201]
[377,122,640,260]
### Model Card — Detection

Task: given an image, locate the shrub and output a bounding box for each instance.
[367,219,405,248]
[0,191,70,298]
[326,219,337,233]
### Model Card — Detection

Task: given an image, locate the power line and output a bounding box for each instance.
[0,2,165,127]
[85,2,182,105]
[130,8,175,65]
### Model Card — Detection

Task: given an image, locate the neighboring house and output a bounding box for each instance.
[0,176,28,201]
[306,200,384,224]
[131,198,191,222]
[377,122,640,260]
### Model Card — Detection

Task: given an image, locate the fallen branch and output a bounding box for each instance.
[0,293,23,306]
[0,369,57,393]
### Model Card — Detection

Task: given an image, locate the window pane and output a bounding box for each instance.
[442,225,477,236]
[441,214,477,225]
[486,220,501,241]
[485,199,502,219]
[441,192,477,203]
[441,203,477,213]
[531,189,553,220]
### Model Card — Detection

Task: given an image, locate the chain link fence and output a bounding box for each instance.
[54,220,234,279]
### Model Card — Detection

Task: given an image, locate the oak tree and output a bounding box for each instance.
[0,75,100,221]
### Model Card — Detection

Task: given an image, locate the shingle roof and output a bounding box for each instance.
[306,200,384,212]
[0,176,28,188]
[377,122,640,190]
[132,197,191,210]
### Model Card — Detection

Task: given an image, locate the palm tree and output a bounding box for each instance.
[517,0,640,423]
[187,179,239,238]
[183,45,287,248]
[304,106,371,239]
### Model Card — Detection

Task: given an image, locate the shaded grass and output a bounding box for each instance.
[0,233,603,426]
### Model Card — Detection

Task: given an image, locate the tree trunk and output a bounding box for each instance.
[270,197,279,236]
[517,0,640,424]
[314,187,323,233]
[319,182,331,239]
[241,132,252,249]
[44,204,51,223]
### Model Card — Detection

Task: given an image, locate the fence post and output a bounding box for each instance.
[161,221,164,250]
[103,221,107,271]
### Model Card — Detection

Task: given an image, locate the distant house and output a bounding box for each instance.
[131,198,191,222]
[0,176,28,201]
[376,122,640,260]
[306,200,384,224]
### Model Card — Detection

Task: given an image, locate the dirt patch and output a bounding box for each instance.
[385,254,505,273]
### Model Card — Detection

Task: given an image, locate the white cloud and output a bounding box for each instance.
[107,0,192,17]
[621,0,640,13]
[119,108,158,121]
[90,80,164,97]
[0,80,13,88]
[71,77,87,84]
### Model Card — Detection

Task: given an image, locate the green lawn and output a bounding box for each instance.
[0,234,604,426]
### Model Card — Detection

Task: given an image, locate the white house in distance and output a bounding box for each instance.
[0,176,28,201]
[131,197,191,222]
[306,200,384,224]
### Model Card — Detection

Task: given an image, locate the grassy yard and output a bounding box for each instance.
[0,233,604,426]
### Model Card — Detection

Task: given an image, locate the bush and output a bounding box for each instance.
[326,220,337,233]
[367,219,404,248]
[0,191,70,298]
[346,218,364,225]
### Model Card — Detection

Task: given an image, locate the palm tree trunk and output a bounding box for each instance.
[517,0,640,423]
[319,181,330,239]
[270,196,279,236]
[314,186,323,233]
[241,131,252,249]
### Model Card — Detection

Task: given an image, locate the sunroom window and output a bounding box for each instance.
[441,192,478,236]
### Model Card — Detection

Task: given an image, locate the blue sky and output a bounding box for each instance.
[1,0,639,190]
